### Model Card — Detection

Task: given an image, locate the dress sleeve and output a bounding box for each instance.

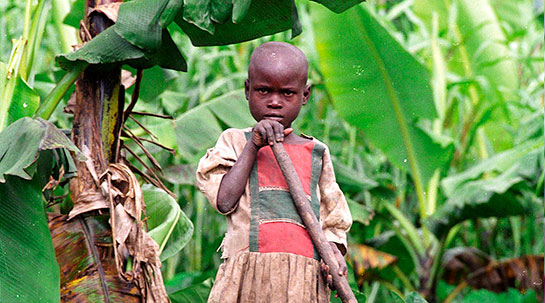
[196,129,244,213]
[319,145,352,254]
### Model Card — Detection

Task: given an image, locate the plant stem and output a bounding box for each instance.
[392,264,415,291]
[34,62,87,119]
[51,0,78,53]
[23,0,33,40]
[383,202,426,256]
[443,281,467,303]
[366,282,380,303]
[452,23,488,161]
[388,222,422,277]
[425,236,446,292]
[0,39,26,131]
[20,0,48,82]
[379,280,404,299]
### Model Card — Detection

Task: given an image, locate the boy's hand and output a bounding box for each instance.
[252,120,293,147]
[320,242,348,297]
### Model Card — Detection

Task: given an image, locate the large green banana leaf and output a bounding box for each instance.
[413,0,518,100]
[0,176,60,303]
[144,184,194,261]
[58,0,365,70]
[174,90,254,163]
[311,3,452,187]
[427,138,543,238]
[441,139,543,196]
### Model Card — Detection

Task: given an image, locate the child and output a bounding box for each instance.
[196,41,352,303]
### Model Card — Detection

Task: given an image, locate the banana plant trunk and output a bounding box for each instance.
[49,0,143,301]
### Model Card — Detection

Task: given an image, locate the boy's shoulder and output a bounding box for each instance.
[220,127,253,139]
[215,128,252,148]
[300,133,329,152]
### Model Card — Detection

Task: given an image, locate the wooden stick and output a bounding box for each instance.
[271,142,358,303]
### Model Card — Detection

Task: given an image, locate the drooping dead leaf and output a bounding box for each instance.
[100,163,170,303]
[442,247,491,285]
[42,165,65,192]
[88,2,121,23]
[350,244,398,283]
[442,247,544,297]
[64,92,76,114]
[122,70,137,89]
[68,145,108,219]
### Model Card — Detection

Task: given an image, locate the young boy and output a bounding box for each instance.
[196,41,352,302]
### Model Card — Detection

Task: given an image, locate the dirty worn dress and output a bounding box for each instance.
[196,128,352,303]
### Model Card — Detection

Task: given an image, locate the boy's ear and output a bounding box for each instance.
[244,79,250,100]
[302,84,311,105]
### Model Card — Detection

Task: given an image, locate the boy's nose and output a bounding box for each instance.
[267,95,282,108]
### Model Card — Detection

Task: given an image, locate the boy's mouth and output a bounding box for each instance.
[264,114,283,121]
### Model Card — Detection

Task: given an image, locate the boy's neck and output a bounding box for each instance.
[282,132,312,145]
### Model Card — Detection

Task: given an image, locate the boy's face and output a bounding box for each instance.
[245,57,310,129]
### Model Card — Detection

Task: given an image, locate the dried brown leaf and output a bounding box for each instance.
[122,70,137,89]
[349,244,398,282]
[100,163,170,303]
[88,2,121,22]
[64,92,76,114]
[443,247,544,296]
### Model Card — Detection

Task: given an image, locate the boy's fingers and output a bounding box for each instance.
[272,122,284,142]
[284,128,293,136]
[261,123,274,145]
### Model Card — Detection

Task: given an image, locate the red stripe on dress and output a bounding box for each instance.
[258,222,314,258]
[256,142,314,196]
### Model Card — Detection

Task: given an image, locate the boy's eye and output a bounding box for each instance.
[283,90,295,96]
[257,88,268,94]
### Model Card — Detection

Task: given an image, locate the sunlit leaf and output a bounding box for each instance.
[489,0,534,34]
[7,74,40,124]
[311,3,452,187]
[0,176,59,303]
[143,184,194,261]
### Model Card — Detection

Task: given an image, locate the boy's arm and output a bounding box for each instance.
[319,145,352,253]
[216,140,258,213]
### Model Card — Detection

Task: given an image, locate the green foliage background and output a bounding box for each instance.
[0,0,543,302]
